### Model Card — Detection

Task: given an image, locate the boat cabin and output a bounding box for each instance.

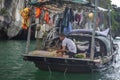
[23,29,118,73]
[43,29,112,59]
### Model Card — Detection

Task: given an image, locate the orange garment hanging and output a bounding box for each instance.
[22,19,30,30]
[20,8,30,30]
[44,11,50,24]
[35,7,42,18]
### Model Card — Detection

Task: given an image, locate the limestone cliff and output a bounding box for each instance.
[0,0,30,39]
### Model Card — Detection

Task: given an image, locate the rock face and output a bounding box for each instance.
[0,0,35,40]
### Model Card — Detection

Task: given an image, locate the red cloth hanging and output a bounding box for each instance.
[44,11,50,24]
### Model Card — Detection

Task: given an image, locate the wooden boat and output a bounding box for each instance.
[23,29,118,73]
[23,0,118,73]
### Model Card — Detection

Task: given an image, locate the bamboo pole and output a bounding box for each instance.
[25,23,31,54]
[90,0,97,60]
[108,5,113,55]
[35,18,41,50]
[25,5,33,54]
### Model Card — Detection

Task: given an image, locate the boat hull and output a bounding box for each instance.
[23,55,113,73]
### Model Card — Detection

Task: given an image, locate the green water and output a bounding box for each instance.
[0,40,120,80]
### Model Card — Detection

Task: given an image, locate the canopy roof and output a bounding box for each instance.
[28,0,91,7]
[71,0,88,4]
[69,29,109,37]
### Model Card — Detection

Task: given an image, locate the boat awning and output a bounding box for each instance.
[96,28,110,36]
[97,7,112,12]
[71,0,88,4]
[96,36,111,53]
[28,0,90,7]
[69,29,109,37]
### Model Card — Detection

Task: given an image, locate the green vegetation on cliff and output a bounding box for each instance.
[111,5,120,36]
[92,0,120,37]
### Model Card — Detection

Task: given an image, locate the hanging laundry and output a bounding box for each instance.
[63,22,73,34]
[49,17,53,27]
[62,7,74,33]
[62,7,70,27]
[80,10,84,23]
[20,7,30,30]
[96,17,100,26]
[88,12,94,21]
[80,11,88,29]
[48,13,54,27]
[22,19,30,30]
[75,13,81,25]
[55,17,64,33]
[44,11,50,24]
[20,8,30,20]
[35,7,42,18]
[39,8,45,23]
[74,10,84,26]
[54,14,59,27]
[35,24,44,39]
[69,8,74,22]
[98,12,103,25]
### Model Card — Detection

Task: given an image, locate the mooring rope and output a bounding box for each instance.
[64,59,68,75]
[48,65,52,74]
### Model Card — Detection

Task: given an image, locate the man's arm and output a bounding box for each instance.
[56,46,66,53]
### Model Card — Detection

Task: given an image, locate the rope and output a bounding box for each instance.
[48,65,52,74]
[44,57,52,74]
[64,59,68,75]
[87,62,94,73]
[64,67,68,75]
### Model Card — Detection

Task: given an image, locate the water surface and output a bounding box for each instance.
[0,40,120,80]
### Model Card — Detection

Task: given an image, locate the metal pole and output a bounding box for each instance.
[108,5,112,55]
[35,18,41,50]
[90,0,97,60]
[25,23,31,54]
[25,6,33,54]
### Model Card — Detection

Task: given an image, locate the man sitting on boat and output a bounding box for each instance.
[56,33,77,58]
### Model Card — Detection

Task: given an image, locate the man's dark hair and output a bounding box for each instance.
[59,33,66,37]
